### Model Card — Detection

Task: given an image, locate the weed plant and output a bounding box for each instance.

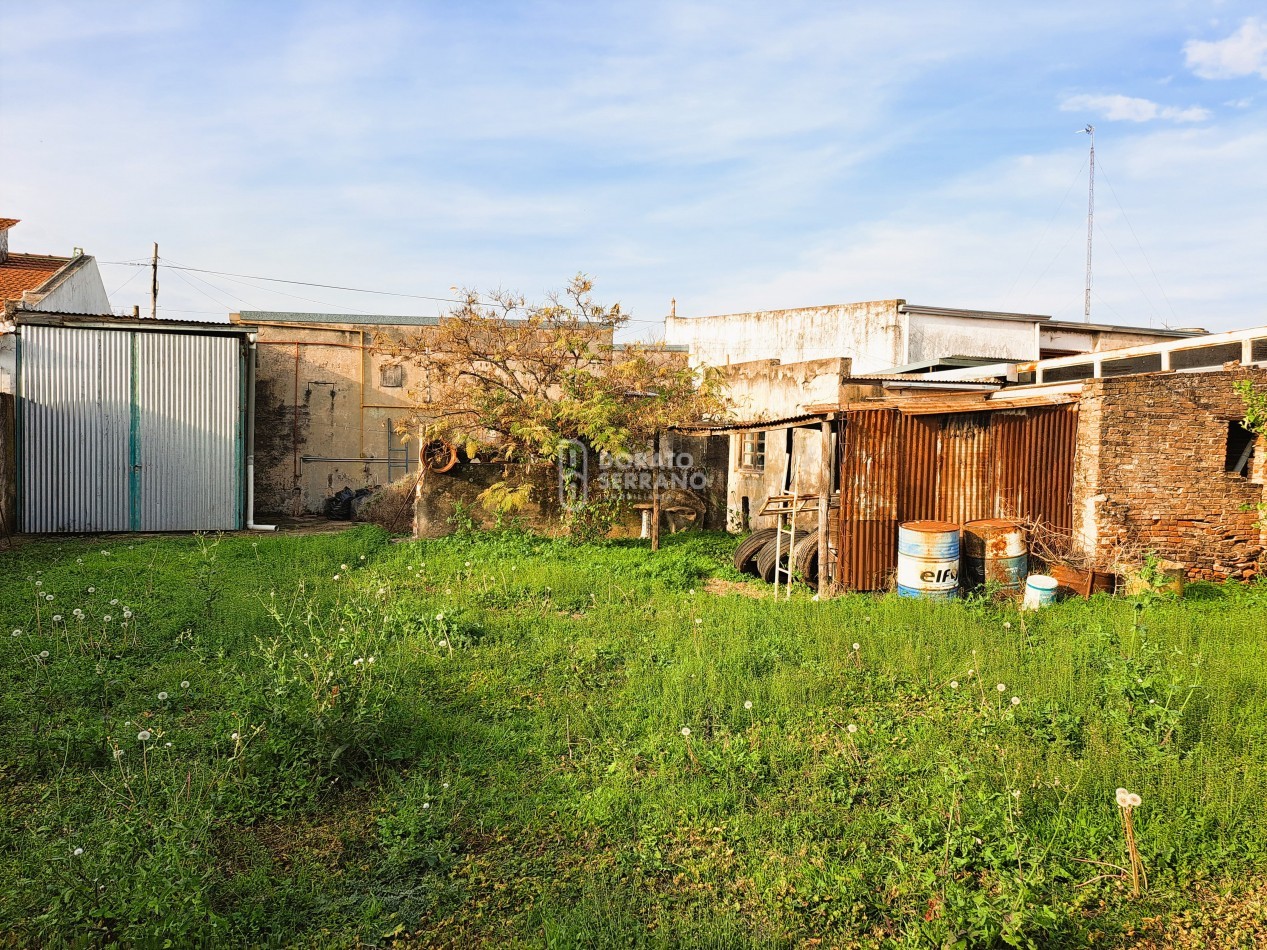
[2,527,1266,947]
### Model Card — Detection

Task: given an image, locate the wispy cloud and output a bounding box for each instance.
[1060,94,1209,123]
[1185,18,1267,80]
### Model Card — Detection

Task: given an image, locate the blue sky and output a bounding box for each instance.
[2,1,1265,337]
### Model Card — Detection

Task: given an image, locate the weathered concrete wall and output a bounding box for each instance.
[720,357,853,420]
[906,312,1037,363]
[1041,323,1197,356]
[728,423,826,531]
[1072,367,1267,580]
[252,325,429,515]
[0,393,14,536]
[665,300,904,372]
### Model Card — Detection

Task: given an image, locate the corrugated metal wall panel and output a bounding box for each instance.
[19,326,131,532]
[836,403,1080,592]
[838,410,901,591]
[19,325,244,533]
[937,412,993,525]
[135,333,242,531]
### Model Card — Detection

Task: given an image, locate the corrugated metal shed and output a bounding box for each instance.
[17,321,249,532]
[835,404,1078,591]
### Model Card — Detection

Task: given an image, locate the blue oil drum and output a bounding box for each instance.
[896,521,961,599]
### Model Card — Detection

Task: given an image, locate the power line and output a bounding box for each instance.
[1096,159,1181,327]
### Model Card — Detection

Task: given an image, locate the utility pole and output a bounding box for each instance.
[1079,125,1095,323]
[150,242,159,320]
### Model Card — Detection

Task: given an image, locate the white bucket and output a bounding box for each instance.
[1022,574,1058,610]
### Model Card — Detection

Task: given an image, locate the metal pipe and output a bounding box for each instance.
[245,335,276,531]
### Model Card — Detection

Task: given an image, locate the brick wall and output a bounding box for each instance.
[1072,367,1267,580]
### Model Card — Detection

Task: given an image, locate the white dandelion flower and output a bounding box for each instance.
[694,618,703,625]
[680,727,691,738]
[52,615,63,622]
[422,802,430,810]
[333,574,341,580]
[997,683,1006,693]
[232,732,240,741]
[165,741,172,748]
[967,669,975,677]
[180,680,190,689]
[1011,696,1021,706]
[103,615,112,622]
[34,580,43,587]
[45,594,54,602]
[1003,621,1012,629]
[88,587,96,594]
[744,700,753,710]
[950,681,959,689]
[1127,792,1142,808]
[437,640,448,648]
[39,650,49,659]
[377,588,386,596]
[359,555,365,560]
[1115,788,1130,807]
[852,642,860,652]
[846,724,858,734]
[137,730,151,741]
[123,609,132,619]
[10,630,19,638]
[435,613,445,622]
[1012,789,1021,799]
[464,561,472,567]
[340,564,349,571]
[158,691,168,700]
[73,847,84,856]
[109,599,118,606]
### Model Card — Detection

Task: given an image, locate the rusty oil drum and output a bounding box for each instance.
[961,519,1028,591]
[896,521,960,599]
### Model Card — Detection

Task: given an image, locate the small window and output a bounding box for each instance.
[1043,362,1095,383]
[1226,421,1256,476]
[380,363,404,388]
[740,431,766,471]
[1101,354,1163,377]
[1170,342,1243,371]
[1252,338,1267,363]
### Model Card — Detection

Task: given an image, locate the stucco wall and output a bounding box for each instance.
[906,312,1038,363]
[1041,324,1196,356]
[23,258,112,315]
[728,424,826,531]
[1071,367,1267,580]
[720,357,852,420]
[252,325,429,515]
[665,300,904,372]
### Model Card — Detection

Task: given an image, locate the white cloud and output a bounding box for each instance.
[1185,18,1267,80]
[1060,94,1209,123]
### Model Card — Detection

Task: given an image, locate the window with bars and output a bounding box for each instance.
[740,431,766,471]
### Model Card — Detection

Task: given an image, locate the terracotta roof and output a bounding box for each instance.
[0,252,71,301]
[0,218,20,230]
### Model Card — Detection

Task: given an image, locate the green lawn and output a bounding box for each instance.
[2,526,1266,948]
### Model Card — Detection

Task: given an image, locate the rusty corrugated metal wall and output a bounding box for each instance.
[835,404,1078,590]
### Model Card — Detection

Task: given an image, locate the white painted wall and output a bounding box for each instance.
[665,300,905,372]
[906,312,1039,363]
[1041,324,1194,354]
[24,257,112,315]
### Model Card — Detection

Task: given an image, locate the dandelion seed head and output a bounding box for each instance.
[437,640,448,648]
[1011,696,1021,706]
[88,587,95,593]
[1127,792,1142,808]
[423,802,430,809]
[442,782,449,789]
[123,609,132,619]
[113,749,124,759]
[811,594,820,601]
[73,609,83,617]
[157,691,168,700]
[950,681,959,689]
[45,594,54,601]
[377,588,386,596]
[359,554,365,560]
[39,650,49,659]
[744,700,753,710]
[165,742,172,748]
[73,847,84,856]
[1115,788,1130,807]
[464,561,471,567]
[180,680,190,689]
[680,727,691,738]
[967,669,975,677]
[340,564,349,571]
[846,724,858,734]
[694,618,703,625]
[1012,789,1021,799]
[137,730,151,741]
[109,599,118,606]
[997,683,1007,692]
[852,642,861,652]
[232,732,240,741]
[1003,621,1012,629]
[10,630,19,638]
[333,574,341,580]
[52,614,62,622]
[103,615,111,622]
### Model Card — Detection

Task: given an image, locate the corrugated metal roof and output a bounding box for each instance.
[672,412,828,434]
[235,311,442,327]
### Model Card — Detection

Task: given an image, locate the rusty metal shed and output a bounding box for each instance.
[835,400,1079,591]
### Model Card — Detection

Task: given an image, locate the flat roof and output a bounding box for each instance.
[14,312,255,335]
[233,311,440,327]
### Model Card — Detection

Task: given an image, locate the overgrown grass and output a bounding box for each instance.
[2,527,1266,947]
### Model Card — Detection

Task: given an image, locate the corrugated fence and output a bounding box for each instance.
[19,324,245,532]
[837,404,1078,591]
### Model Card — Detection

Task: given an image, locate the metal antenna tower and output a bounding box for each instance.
[1078,124,1095,322]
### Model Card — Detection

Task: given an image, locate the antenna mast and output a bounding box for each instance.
[1080,125,1095,323]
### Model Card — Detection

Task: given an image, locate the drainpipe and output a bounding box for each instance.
[245,335,276,531]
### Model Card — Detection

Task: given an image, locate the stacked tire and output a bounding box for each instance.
[733,529,821,589]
